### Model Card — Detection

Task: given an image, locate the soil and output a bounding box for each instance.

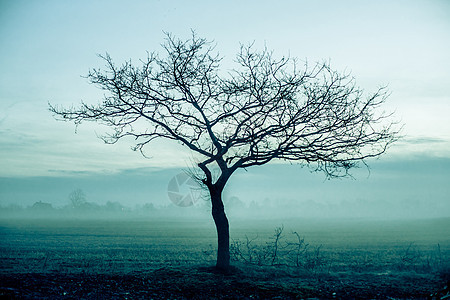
[0,265,448,299]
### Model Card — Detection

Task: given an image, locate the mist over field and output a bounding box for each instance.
[1,156,449,221]
[2,154,450,298]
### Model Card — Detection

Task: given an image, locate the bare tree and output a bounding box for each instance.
[49,33,399,271]
[69,188,87,208]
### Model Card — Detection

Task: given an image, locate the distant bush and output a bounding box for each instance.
[31,201,54,212]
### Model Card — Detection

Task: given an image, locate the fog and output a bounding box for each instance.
[1,155,449,221]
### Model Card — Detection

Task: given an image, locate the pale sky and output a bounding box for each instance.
[0,1,449,216]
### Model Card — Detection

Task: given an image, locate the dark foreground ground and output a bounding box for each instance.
[1,265,449,299]
[0,218,449,299]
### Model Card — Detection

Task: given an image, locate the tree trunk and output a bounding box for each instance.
[210,187,230,271]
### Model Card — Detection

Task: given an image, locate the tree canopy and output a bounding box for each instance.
[51,34,398,180]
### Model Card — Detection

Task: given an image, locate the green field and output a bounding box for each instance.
[0,217,449,298]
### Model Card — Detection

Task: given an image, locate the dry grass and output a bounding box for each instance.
[0,218,449,298]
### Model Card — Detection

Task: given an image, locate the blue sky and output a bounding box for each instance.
[0,0,449,217]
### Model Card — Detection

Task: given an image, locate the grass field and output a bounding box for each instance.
[0,217,449,298]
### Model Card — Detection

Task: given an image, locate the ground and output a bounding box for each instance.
[0,218,449,299]
[0,265,448,299]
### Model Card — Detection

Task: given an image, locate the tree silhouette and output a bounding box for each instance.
[69,188,87,209]
[50,33,399,270]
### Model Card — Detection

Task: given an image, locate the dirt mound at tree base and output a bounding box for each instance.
[0,265,446,299]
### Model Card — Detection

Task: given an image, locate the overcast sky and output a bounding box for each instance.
[0,0,449,217]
